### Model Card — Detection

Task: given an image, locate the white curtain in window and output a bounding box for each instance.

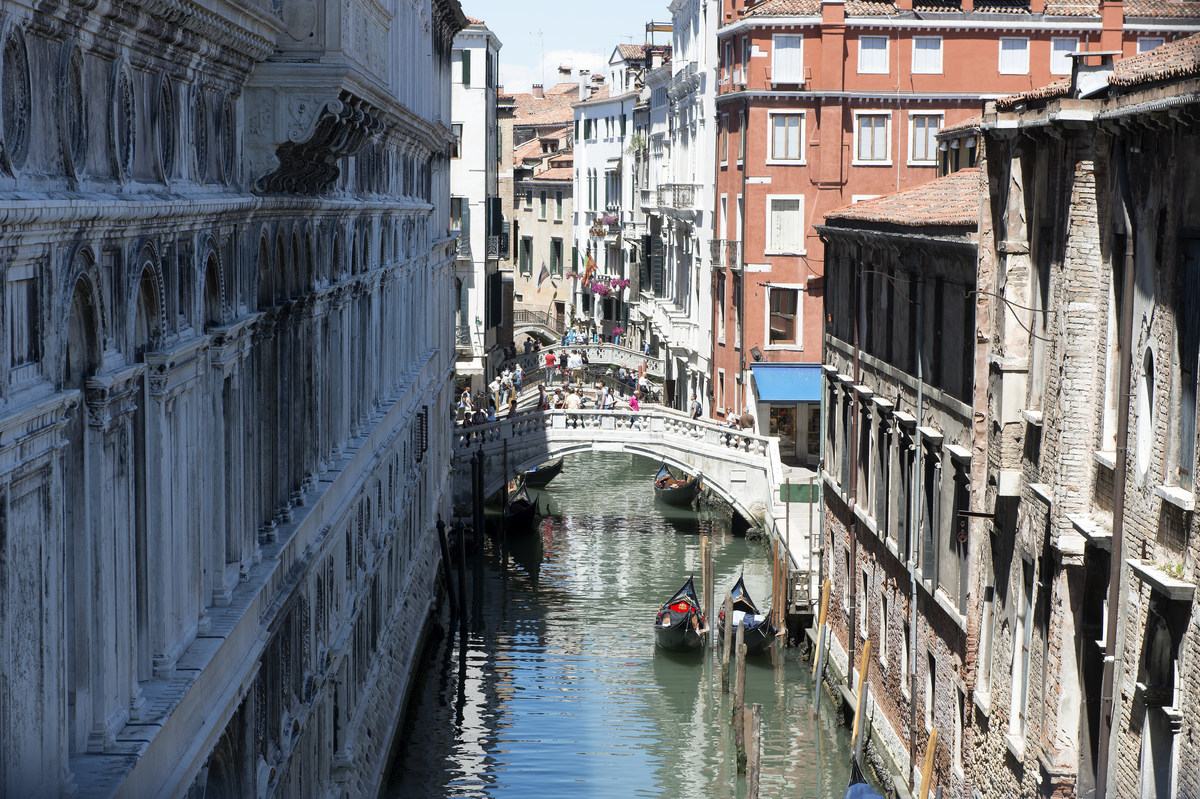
[859,37,888,73]
[772,114,802,160]
[857,115,888,161]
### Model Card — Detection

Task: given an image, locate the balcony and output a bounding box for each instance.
[455,325,472,354]
[710,239,725,266]
[452,228,471,260]
[726,240,743,270]
[640,188,657,210]
[486,233,509,261]
[658,183,700,211]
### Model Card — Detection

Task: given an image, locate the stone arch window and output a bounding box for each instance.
[203,251,224,330]
[1137,345,1156,481]
[154,71,175,182]
[58,41,87,179]
[256,236,272,309]
[110,61,135,182]
[63,270,103,754]
[0,22,32,175]
[194,88,209,183]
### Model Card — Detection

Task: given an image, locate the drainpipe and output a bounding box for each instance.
[909,270,925,794]
[1096,135,1136,799]
[738,97,750,411]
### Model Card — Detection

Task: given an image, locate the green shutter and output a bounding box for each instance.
[575,119,580,139]
[462,50,471,86]
[620,115,627,137]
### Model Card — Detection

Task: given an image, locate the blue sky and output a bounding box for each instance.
[460,0,672,93]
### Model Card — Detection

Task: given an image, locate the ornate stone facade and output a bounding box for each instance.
[0,0,466,794]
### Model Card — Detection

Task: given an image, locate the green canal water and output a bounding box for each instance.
[383,452,857,798]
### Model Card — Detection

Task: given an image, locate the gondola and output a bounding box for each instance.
[654,576,708,651]
[717,575,777,655]
[653,463,701,507]
[503,476,539,533]
[523,456,564,487]
[844,758,884,799]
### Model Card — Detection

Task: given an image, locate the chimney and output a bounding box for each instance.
[578,69,590,100]
[533,84,544,99]
[558,65,573,77]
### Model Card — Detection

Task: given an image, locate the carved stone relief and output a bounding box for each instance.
[155,72,175,183]
[58,42,87,179]
[110,62,135,181]
[0,22,32,175]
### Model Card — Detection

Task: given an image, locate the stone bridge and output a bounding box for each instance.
[497,342,666,380]
[451,408,819,613]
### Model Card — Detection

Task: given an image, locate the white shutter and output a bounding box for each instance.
[774,35,803,82]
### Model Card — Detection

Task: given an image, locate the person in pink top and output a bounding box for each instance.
[629,393,640,412]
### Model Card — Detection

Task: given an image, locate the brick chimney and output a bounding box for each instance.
[533,84,544,98]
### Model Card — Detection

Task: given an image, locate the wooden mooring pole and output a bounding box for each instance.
[722,590,734,691]
[701,533,713,643]
[734,622,747,773]
[748,703,762,799]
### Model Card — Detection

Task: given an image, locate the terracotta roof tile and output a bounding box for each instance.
[617,44,645,60]
[846,0,899,15]
[1125,0,1200,17]
[743,0,821,16]
[1110,32,1200,86]
[825,168,982,229]
[574,86,614,105]
[527,167,573,182]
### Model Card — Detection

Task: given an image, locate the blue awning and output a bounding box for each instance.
[750,363,823,403]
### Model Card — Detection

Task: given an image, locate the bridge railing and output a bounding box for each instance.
[453,408,772,459]
[498,343,665,380]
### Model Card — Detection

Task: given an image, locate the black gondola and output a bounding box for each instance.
[717,575,777,655]
[654,576,708,651]
[653,463,701,507]
[844,758,884,799]
[523,456,564,487]
[503,476,539,533]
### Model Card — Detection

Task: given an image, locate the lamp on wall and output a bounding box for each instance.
[750,346,764,362]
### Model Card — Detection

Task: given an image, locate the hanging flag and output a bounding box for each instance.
[582,252,597,288]
[536,262,550,293]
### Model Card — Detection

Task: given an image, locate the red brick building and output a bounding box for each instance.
[710,0,1198,465]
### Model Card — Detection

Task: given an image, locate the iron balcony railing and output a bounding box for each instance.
[455,325,472,352]
[486,233,509,260]
[658,184,700,211]
[710,239,725,266]
[513,309,565,333]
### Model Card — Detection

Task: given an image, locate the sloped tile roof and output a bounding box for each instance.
[743,0,821,16]
[1125,0,1200,17]
[617,44,645,60]
[527,167,574,182]
[824,168,982,229]
[1110,32,1200,86]
[939,114,983,134]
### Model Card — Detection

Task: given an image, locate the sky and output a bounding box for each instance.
[460,0,673,94]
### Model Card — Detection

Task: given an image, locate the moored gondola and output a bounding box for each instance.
[503,476,539,533]
[717,575,777,655]
[654,576,708,651]
[843,757,884,799]
[653,463,701,507]
[523,456,564,487]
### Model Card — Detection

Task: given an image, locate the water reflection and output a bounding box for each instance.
[384,453,856,798]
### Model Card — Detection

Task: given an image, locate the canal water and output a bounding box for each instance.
[383,452,856,798]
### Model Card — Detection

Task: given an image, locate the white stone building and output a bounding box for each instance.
[0,0,465,794]
[451,19,505,394]
[637,0,718,412]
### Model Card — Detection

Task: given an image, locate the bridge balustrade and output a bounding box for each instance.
[498,343,666,379]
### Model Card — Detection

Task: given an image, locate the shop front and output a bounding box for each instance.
[749,363,822,466]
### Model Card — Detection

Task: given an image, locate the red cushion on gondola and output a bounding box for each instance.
[670,602,691,614]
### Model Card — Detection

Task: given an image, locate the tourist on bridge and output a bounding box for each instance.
[627,392,640,412]
[545,350,557,384]
[690,394,702,420]
[537,384,549,411]
[513,363,523,391]
[739,406,755,431]
[568,350,584,380]
[507,395,518,419]
[565,387,581,410]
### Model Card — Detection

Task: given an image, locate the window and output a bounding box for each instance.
[717,368,726,412]
[860,570,869,638]
[737,112,746,163]
[449,196,464,232]
[720,115,729,164]
[539,191,547,220]
[772,34,804,83]
[854,113,890,164]
[880,593,889,666]
[901,619,910,697]
[925,652,936,732]
[912,36,942,74]
[555,191,563,221]
[461,49,471,85]
[451,124,462,159]
[768,287,799,346]
[550,238,563,275]
[7,271,40,370]
[1175,239,1200,490]
[524,189,533,209]
[875,418,890,531]
[719,194,729,240]
[1009,561,1034,744]
[954,685,965,775]
[769,112,804,162]
[1137,346,1156,479]
[1050,37,1078,76]
[999,37,1030,75]
[1138,36,1166,53]
[519,237,532,276]
[910,114,941,164]
[858,36,889,74]
[766,196,804,254]
[716,272,726,343]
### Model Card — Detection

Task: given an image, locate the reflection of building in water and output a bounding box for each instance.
[0,0,466,794]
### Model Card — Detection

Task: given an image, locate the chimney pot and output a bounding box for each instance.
[533,84,544,98]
